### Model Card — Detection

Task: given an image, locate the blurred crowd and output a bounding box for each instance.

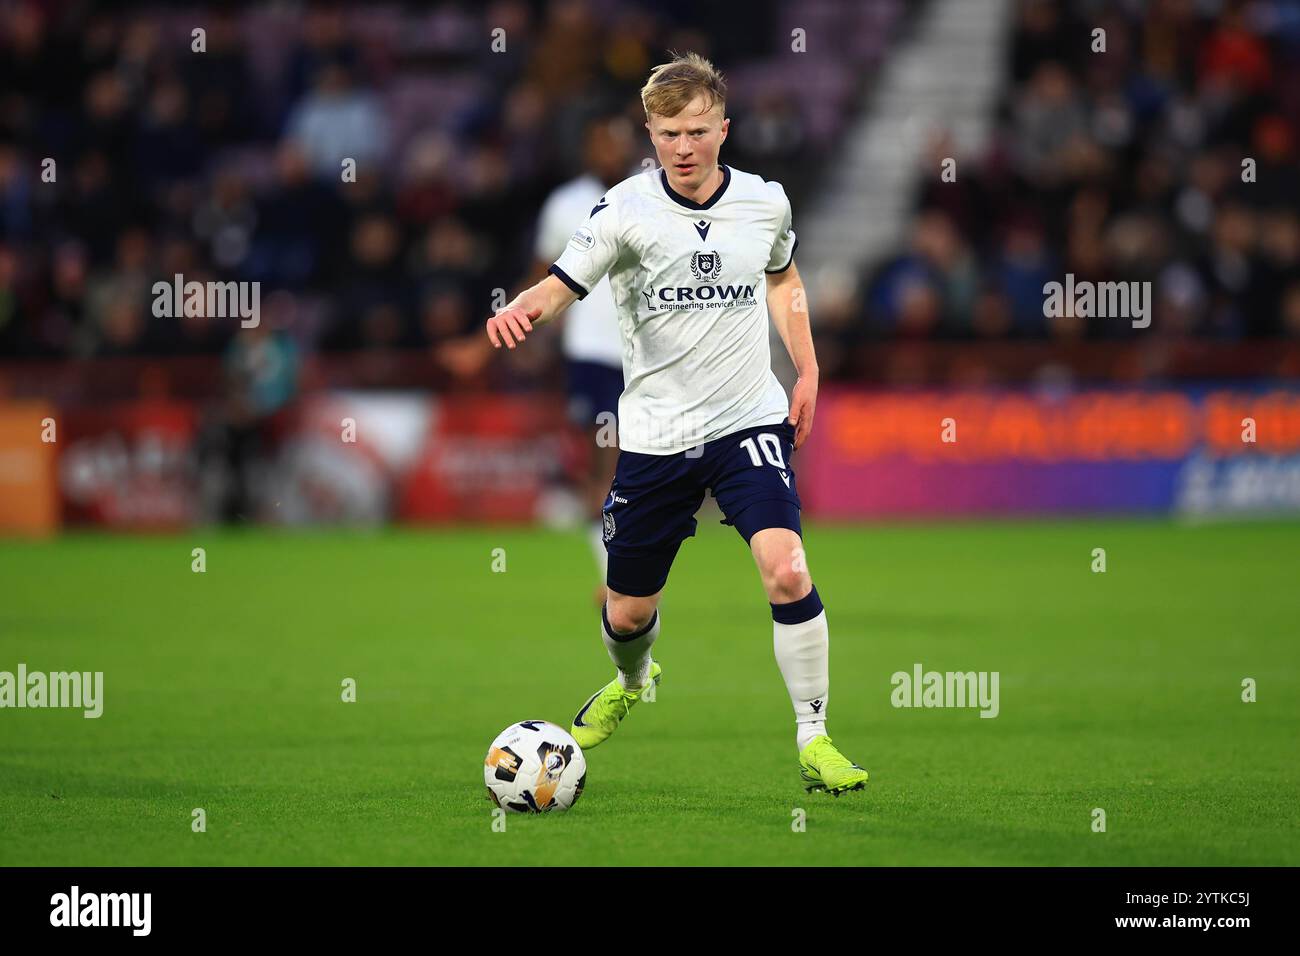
[1,0,1296,393]
[0,0,837,383]
[859,0,1300,348]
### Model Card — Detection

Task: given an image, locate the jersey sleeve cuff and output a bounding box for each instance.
[548,263,589,299]
[765,236,799,274]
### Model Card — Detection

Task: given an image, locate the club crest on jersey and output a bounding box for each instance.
[602,511,616,542]
[690,251,723,281]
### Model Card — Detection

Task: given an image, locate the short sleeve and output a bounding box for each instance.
[765,190,798,273]
[549,196,622,300]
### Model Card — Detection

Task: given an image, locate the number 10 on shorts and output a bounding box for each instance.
[739,433,786,469]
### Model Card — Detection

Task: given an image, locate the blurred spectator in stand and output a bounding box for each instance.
[202,320,301,523]
[285,62,388,180]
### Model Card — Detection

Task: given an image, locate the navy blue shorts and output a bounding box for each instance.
[602,420,803,596]
[566,359,624,430]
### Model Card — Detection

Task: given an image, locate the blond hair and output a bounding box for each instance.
[640,52,727,120]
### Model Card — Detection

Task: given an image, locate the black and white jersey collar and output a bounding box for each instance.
[659,164,731,211]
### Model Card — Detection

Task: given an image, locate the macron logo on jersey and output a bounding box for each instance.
[590,197,609,216]
[694,220,711,241]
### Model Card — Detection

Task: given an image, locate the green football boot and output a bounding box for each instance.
[798,735,868,795]
[570,661,662,749]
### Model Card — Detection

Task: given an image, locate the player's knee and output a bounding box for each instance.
[605,599,655,636]
[764,563,811,605]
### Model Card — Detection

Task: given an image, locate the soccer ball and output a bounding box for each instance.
[484,720,587,813]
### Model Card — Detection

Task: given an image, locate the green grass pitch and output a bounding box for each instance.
[1,518,1297,866]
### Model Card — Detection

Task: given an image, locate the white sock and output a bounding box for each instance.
[602,604,659,689]
[796,716,827,752]
[772,590,829,753]
[589,520,608,578]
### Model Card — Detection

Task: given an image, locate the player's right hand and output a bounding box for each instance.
[486,307,541,349]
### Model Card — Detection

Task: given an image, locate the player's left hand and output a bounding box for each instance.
[789,373,817,450]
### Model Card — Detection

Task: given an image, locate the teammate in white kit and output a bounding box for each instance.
[532,115,635,604]
[485,53,867,794]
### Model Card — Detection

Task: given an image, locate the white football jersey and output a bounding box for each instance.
[534,174,623,366]
[550,164,798,455]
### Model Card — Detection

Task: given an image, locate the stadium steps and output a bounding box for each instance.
[792,0,1013,307]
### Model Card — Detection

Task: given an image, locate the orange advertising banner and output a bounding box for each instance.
[0,402,59,535]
